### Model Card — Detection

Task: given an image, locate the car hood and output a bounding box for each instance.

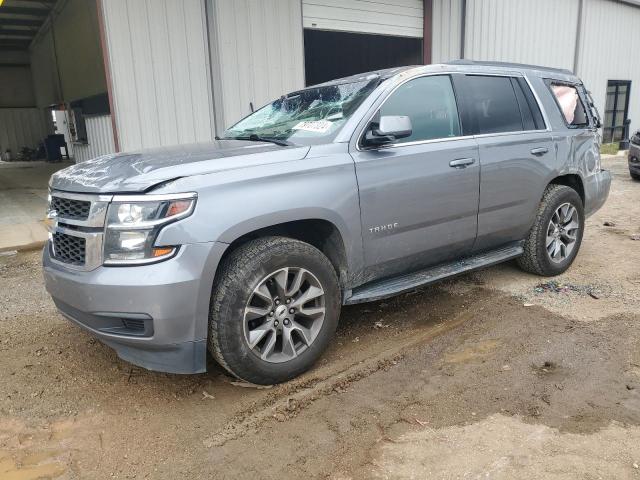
[50,140,311,193]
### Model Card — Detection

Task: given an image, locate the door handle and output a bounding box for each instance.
[531,147,549,156]
[449,158,476,168]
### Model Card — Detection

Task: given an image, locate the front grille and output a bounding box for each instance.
[52,233,86,266]
[51,196,91,220]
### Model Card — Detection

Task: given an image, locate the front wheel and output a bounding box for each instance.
[208,236,341,385]
[517,184,585,276]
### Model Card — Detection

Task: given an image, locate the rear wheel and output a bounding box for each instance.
[517,184,584,276]
[208,236,340,385]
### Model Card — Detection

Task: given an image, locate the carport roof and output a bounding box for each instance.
[0,0,55,51]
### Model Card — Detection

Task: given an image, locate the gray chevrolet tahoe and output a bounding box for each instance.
[43,61,611,384]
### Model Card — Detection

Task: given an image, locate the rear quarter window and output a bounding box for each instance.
[549,82,589,127]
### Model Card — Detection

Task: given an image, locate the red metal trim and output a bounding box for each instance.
[95,0,120,152]
[423,0,433,65]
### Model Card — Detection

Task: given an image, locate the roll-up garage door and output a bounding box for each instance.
[302,0,424,38]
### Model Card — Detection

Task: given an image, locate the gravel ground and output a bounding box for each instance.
[0,156,638,479]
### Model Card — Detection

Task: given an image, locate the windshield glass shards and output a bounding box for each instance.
[223,79,379,146]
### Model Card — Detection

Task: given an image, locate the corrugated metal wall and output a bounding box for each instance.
[577,0,640,137]
[463,0,580,69]
[431,0,463,63]
[432,0,579,68]
[210,0,305,129]
[0,109,47,155]
[100,0,215,152]
[431,0,640,136]
[302,0,423,38]
[73,115,116,163]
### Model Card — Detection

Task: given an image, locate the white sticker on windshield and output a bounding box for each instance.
[292,120,333,133]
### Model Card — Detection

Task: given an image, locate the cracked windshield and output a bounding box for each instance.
[223,78,379,145]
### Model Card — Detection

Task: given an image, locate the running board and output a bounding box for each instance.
[345,243,524,305]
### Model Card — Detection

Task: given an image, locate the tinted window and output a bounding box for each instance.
[377,75,461,143]
[512,79,536,130]
[515,77,546,130]
[462,75,524,134]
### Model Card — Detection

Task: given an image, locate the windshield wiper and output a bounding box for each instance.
[217,134,291,147]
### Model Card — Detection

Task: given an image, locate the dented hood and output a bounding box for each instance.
[50,140,310,193]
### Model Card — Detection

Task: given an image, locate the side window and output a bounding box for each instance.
[461,75,524,134]
[550,83,588,127]
[512,78,546,130]
[377,75,461,143]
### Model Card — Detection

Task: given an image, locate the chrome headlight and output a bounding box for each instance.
[103,193,197,265]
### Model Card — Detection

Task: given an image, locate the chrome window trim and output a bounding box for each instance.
[355,70,552,152]
[522,75,552,132]
[360,134,476,150]
[358,129,550,152]
[473,129,552,140]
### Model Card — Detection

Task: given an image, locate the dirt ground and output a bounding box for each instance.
[1,156,639,479]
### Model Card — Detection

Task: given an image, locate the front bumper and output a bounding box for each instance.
[629,143,640,174]
[43,241,227,374]
[584,169,611,217]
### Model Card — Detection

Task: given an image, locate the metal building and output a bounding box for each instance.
[1,0,638,160]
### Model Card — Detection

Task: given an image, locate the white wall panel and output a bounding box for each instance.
[0,109,48,154]
[101,0,214,152]
[431,0,463,63]
[577,0,640,137]
[303,0,423,38]
[73,115,116,163]
[464,0,579,70]
[211,0,305,128]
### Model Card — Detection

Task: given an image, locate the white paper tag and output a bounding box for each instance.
[292,120,333,133]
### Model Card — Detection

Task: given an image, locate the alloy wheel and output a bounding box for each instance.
[243,267,326,363]
[546,202,580,263]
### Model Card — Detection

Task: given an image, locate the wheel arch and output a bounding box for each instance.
[548,173,585,205]
[216,216,352,289]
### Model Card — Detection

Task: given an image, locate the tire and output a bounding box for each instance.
[517,184,585,277]
[631,172,640,181]
[208,236,341,385]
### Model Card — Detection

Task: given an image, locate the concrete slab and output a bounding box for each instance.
[0,161,72,252]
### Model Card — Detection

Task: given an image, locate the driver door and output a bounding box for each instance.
[350,74,480,281]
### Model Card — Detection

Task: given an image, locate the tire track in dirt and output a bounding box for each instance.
[204,306,479,447]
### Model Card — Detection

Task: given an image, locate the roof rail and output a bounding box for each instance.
[446,59,574,76]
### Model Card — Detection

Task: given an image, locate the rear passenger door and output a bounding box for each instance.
[454,74,555,252]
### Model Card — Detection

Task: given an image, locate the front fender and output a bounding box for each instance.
[153,144,365,283]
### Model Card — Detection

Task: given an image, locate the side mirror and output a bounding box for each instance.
[364,115,412,146]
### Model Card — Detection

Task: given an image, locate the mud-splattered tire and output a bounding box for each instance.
[208,236,341,385]
[517,184,585,276]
